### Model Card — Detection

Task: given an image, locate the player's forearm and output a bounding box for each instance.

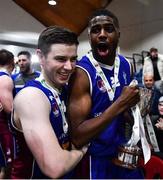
[1,101,12,113]
[61,149,84,175]
[41,149,84,178]
[71,98,129,148]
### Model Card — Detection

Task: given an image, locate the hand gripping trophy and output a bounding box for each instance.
[113,80,151,169]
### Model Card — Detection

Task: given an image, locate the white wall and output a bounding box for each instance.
[78,30,91,59]
[78,0,163,58]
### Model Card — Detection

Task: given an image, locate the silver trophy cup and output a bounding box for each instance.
[113,144,142,169]
[113,87,152,169]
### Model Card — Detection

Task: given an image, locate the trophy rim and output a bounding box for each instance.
[118,145,142,156]
[113,158,137,170]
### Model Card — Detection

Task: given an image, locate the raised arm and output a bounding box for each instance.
[14,87,86,178]
[0,75,14,113]
[67,68,140,148]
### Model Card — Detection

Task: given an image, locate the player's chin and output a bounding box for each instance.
[20,68,25,72]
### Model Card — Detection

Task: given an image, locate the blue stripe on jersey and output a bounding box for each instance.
[0,72,9,77]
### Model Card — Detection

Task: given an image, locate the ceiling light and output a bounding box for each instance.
[48,0,57,6]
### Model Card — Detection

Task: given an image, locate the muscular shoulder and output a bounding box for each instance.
[67,68,92,104]
[0,75,13,89]
[77,56,97,83]
[69,68,90,92]
[14,87,50,114]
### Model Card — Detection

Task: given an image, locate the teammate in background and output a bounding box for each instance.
[0,49,15,178]
[11,26,87,179]
[67,9,144,179]
[12,51,40,94]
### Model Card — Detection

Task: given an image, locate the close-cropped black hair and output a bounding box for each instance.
[88,9,119,29]
[0,49,14,66]
[38,25,79,55]
[17,51,31,59]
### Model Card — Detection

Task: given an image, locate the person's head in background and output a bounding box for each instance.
[37,25,79,89]
[88,9,120,64]
[17,51,32,74]
[158,96,163,116]
[0,49,15,74]
[149,47,158,61]
[143,74,154,89]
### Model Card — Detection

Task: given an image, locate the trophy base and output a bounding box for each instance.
[113,145,142,170]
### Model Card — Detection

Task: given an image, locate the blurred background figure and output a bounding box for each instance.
[155,96,163,130]
[150,96,163,159]
[12,51,40,94]
[143,74,155,89]
[0,49,15,178]
[143,74,162,116]
[143,47,163,94]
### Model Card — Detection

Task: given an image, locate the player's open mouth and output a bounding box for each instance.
[97,42,109,57]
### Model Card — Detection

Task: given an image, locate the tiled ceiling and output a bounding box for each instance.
[13,0,112,35]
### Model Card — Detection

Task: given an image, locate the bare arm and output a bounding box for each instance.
[67,68,140,148]
[14,87,86,178]
[0,75,14,113]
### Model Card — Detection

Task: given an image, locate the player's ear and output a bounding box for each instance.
[36,49,44,66]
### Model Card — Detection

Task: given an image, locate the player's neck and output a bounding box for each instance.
[0,67,10,74]
[42,72,62,94]
[94,54,115,66]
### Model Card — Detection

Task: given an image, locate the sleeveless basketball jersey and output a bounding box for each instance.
[0,71,14,167]
[0,71,15,131]
[11,80,71,179]
[77,54,131,157]
[0,72,10,122]
[0,72,10,167]
[12,71,40,94]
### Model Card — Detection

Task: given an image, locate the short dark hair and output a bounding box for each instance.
[17,51,31,59]
[0,49,14,66]
[150,47,158,53]
[88,9,119,29]
[38,26,79,55]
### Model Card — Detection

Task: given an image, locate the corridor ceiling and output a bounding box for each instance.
[13,0,112,35]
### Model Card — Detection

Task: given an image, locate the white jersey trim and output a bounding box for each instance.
[76,65,93,96]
